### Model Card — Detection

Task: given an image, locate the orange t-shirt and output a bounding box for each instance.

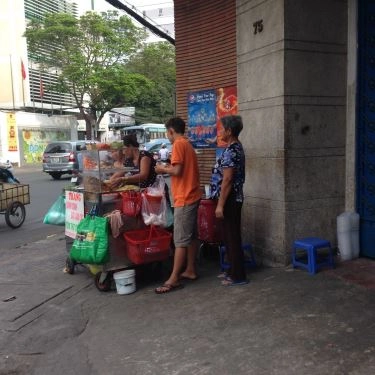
[170,136,201,207]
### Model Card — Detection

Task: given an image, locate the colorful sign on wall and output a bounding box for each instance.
[187,87,238,148]
[22,129,69,163]
[187,89,217,148]
[7,113,18,151]
[216,86,238,148]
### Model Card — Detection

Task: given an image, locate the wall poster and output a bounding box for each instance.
[216,86,238,148]
[187,89,217,148]
[187,87,238,148]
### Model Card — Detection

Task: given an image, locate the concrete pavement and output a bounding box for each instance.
[0,233,375,374]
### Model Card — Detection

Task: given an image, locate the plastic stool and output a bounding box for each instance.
[292,237,335,275]
[219,244,256,271]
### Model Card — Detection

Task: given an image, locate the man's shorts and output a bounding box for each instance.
[173,200,200,247]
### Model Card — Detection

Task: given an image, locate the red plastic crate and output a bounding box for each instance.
[124,226,172,264]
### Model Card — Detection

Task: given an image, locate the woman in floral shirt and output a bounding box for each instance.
[210,115,247,286]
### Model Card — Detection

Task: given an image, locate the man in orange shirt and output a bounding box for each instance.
[154,117,201,293]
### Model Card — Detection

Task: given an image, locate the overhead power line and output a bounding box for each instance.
[104,0,175,45]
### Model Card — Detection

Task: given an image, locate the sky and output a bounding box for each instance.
[77,0,175,42]
[77,0,174,15]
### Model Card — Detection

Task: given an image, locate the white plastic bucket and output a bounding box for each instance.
[337,211,360,261]
[113,269,136,295]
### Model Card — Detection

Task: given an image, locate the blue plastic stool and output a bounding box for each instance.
[219,244,256,271]
[292,237,335,275]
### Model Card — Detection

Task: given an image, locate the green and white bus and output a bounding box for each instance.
[120,124,166,146]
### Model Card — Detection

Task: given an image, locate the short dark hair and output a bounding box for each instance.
[220,115,243,137]
[165,117,185,134]
[122,134,139,147]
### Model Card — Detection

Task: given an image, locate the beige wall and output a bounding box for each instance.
[0,0,29,108]
[237,0,347,265]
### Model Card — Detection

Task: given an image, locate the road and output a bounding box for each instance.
[0,166,67,249]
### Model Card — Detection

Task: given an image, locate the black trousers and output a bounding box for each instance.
[223,192,246,281]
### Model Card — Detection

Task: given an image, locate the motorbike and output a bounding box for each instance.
[0,164,20,184]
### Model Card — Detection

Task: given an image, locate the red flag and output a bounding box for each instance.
[21,59,26,80]
[40,78,44,98]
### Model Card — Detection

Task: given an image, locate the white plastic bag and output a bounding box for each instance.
[141,176,167,226]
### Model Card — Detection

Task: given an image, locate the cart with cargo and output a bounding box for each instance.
[0,182,30,228]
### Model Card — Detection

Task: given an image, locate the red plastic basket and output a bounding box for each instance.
[121,190,142,217]
[124,226,172,264]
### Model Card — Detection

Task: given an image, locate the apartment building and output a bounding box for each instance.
[0,0,78,113]
[0,0,79,166]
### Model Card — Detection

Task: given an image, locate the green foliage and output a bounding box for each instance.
[24,11,176,134]
[24,11,148,137]
[126,42,176,123]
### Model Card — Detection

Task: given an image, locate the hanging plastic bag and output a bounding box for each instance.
[146,174,166,197]
[69,214,109,264]
[141,176,168,226]
[43,194,65,226]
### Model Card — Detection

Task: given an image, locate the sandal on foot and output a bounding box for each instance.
[155,283,184,294]
[221,278,249,286]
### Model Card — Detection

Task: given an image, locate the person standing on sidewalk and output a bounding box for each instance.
[211,115,247,286]
[154,117,201,294]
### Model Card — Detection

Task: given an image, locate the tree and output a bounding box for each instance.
[24,11,148,139]
[126,42,176,123]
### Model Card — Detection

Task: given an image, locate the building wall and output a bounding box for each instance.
[283,0,347,264]
[0,0,28,109]
[237,0,347,264]
[174,0,237,184]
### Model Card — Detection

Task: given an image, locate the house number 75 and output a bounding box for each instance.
[253,20,264,34]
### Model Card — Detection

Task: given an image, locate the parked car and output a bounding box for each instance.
[42,141,87,180]
[142,138,170,151]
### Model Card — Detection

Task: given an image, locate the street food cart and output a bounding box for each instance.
[64,146,172,292]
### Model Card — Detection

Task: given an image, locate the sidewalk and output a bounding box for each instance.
[0,234,374,374]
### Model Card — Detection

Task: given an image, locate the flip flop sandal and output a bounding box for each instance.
[221,279,249,287]
[155,283,184,294]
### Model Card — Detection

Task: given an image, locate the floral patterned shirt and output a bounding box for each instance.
[210,142,245,202]
[124,150,156,188]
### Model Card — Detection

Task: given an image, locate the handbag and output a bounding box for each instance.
[69,212,109,265]
[43,194,65,226]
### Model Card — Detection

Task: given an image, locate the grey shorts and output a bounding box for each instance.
[173,200,200,247]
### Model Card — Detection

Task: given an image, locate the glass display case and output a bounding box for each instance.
[81,150,122,193]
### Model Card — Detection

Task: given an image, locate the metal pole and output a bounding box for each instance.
[9,55,15,110]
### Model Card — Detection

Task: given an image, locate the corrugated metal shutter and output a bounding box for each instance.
[174,0,237,185]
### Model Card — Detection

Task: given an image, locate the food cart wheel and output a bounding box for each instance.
[94,272,112,292]
[65,257,75,274]
[5,201,26,229]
